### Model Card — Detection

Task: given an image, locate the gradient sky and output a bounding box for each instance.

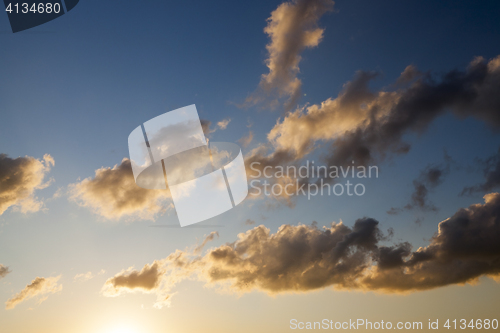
[1,1,500,332]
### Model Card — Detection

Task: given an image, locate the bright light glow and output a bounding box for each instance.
[109,326,137,333]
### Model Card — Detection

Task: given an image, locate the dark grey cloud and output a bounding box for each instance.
[325,56,500,170]
[365,192,500,291]
[388,152,453,214]
[461,147,500,195]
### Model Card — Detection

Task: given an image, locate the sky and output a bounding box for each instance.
[1,0,500,332]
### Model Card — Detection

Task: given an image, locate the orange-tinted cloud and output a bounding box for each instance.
[5,276,62,310]
[246,55,500,195]
[69,158,171,220]
[102,193,500,306]
[244,0,334,111]
[0,154,54,215]
[238,131,254,148]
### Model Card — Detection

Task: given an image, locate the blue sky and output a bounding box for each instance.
[1,1,500,332]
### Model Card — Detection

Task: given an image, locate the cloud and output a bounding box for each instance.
[101,260,173,308]
[388,152,453,214]
[200,119,213,136]
[238,131,254,148]
[102,193,500,305]
[217,118,231,130]
[244,219,256,225]
[69,158,171,220]
[0,154,54,215]
[74,269,105,282]
[246,55,500,195]
[244,0,334,111]
[0,264,10,279]
[102,261,165,296]
[461,147,500,195]
[364,192,500,292]
[5,276,62,310]
[194,231,219,254]
[200,118,231,137]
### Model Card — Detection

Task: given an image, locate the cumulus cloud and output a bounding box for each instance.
[102,193,500,306]
[101,260,173,308]
[244,0,334,111]
[461,147,500,195]
[5,276,62,310]
[364,192,500,291]
[0,154,54,215]
[246,55,500,194]
[0,264,10,279]
[69,158,171,220]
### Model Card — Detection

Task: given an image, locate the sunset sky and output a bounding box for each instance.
[1,0,500,332]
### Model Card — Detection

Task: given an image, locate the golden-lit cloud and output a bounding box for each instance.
[101,260,172,309]
[217,118,231,130]
[246,55,500,187]
[69,158,171,221]
[244,0,334,110]
[101,193,500,306]
[5,276,62,310]
[363,192,500,291]
[0,154,54,215]
[238,131,254,148]
[0,264,10,279]
[74,269,105,282]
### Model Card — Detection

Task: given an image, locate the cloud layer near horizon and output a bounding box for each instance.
[101,193,500,307]
[0,154,54,215]
[5,276,62,310]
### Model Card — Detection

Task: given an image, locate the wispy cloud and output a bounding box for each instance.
[238,131,254,148]
[0,264,10,279]
[0,154,54,215]
[243,0,334,111]
[388,152,454,214]
[74,270,105,282]
[461,147,500,196]
[6,276,62,310]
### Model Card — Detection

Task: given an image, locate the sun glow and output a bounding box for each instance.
[108,326,137,333]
